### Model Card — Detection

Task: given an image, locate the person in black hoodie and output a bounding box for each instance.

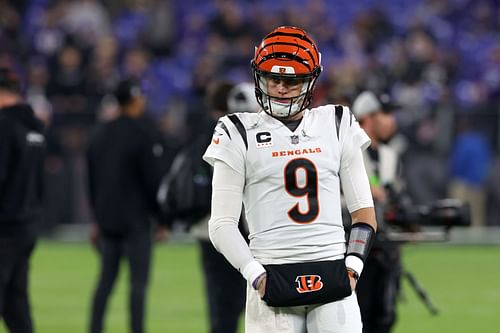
[86,78,170,333]
[0,67,46,333]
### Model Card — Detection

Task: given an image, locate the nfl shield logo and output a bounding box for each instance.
[290,135,299,145]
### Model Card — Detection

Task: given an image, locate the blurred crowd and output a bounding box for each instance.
[1,0,499,229]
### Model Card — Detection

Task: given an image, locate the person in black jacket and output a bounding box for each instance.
[0,67,46,333]
[87,78,169,333]
[189,81,259,333]
[352,91,401,333]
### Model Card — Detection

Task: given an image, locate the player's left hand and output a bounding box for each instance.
[348,275,357,291]
[347,269,358,291]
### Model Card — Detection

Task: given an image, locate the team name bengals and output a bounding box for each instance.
[271,147,322,157]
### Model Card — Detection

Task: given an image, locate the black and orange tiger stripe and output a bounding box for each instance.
[252,26,322,76]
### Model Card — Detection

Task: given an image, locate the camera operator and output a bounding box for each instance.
[351,91,401,333]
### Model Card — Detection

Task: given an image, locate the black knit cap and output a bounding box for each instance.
[114,77,143,106]
[0,67,21,93]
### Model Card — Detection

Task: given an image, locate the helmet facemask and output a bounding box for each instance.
[253,69,320,119]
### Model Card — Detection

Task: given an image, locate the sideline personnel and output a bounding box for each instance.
[352,91,401,333]
[0,67,46,333]
[193,81,258,333]
[87,77,169,333]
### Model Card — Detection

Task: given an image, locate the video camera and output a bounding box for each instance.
[382,185,471,242]
[384,198,471,229]
[379,185,471,315]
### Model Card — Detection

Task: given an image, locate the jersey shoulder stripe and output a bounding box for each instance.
[311,104,359,145]
[334,105,343,139]
[218,120,231,139]
[228,114,248,150]
[336,105,357,140]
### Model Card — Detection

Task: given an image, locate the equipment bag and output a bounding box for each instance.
[158,138,212,229]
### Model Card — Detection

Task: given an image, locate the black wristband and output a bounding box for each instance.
[346,222,375,262]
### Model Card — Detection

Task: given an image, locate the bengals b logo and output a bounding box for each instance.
[295,275,323,293]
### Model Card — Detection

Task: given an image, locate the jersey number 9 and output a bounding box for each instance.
[284,158,319,223]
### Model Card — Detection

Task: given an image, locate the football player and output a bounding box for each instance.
[203,26,377,333]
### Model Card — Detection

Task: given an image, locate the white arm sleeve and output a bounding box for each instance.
[340,147,374,213]
[209,160,266,286]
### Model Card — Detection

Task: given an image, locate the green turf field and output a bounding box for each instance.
[0,241,498,333]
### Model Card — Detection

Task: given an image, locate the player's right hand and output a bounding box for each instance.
[256,275,267,298]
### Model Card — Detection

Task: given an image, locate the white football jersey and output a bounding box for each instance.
[203,105,371,264]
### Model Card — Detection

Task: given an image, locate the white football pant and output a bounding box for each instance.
[245,284,363,333]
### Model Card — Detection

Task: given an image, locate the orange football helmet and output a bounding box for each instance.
[251,26,322,118]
